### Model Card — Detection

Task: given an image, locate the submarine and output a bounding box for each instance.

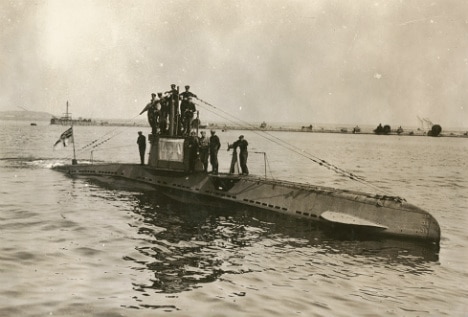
[53,87,441,244]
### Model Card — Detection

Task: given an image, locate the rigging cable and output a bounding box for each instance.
[195,97,387,195]
[77,114,141,153]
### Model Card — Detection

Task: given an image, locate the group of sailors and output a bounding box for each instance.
[184,130,249,175]
[186,129,221,174]
[138,84,250,175]
[139,84,198,136]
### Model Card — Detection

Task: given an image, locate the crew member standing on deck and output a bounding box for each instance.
[198,131,210,172]
[137,131,146,165]
[165,84,178,99]
[182,97,196,135]
[164,84,179,134]
[139,93,160,135]
[229,135,249,175]
[180,86,197,135]
[187,131,200,172]
[159,93,169,134]
[179,85,197,112]
[209,130,220,174]
[165,84,179,110]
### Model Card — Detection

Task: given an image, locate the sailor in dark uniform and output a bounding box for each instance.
[139,93,160,135]
[180,86,197,135]
[159,93,170,134]
[179,85,197,109]
[182,96,196,135]
[187,131,199,172]
[198,131,210,172]
[165,84,179,105]
[209,130,221,174]
[163,84,180,134]
[137,131,146,165]
[229,135,249,175]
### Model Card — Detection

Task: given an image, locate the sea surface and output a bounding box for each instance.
[0,120,467,317]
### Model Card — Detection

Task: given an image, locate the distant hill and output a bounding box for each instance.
[0,111,52,121]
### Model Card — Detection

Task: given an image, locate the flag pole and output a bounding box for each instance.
[71,124,77,165]
[70,101,77,165]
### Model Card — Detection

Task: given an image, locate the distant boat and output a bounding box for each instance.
[30,123,37,126]
[53,86,441,244]
[50,101,100,126]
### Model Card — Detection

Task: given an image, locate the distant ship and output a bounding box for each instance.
[53,87,441,244]
[50,101,107,126]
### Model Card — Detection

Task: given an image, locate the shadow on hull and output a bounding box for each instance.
[88,175,441,261]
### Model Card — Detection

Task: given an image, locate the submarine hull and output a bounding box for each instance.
[53,163,441,243]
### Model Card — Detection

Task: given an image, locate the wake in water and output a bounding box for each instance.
[0,157,101,169]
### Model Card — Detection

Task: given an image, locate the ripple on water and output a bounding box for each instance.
[0,126,467,316]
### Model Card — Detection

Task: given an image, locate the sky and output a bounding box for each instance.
[1,0,467,128]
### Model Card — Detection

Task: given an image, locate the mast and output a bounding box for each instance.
[63,100,72,121]
[168,86,179,136]
[71,122,77,164]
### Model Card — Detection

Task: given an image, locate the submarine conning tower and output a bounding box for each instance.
[147,85,199,173]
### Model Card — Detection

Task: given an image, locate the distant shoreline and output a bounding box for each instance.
[2,116,467,138]
[206,124,468,138]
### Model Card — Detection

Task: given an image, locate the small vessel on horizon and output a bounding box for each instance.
[50,101,106,126]
[53,87,441,244]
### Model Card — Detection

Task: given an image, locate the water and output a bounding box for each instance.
[1,120,467,316]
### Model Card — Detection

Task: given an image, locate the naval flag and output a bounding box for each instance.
[54,127,73,147]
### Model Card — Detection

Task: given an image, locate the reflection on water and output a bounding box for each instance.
[125,191,439,295]
[129,194,261,294]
